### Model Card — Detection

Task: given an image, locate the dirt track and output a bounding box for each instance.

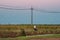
[30,38,60,40]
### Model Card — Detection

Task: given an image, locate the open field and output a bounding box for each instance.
[0,24,60,37]
[0,34,60,40]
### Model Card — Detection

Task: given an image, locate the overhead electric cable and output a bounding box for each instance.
[0,6,30,10]
[0,6,60,13]
[0,5,60,24]
[34,9,60,13]
[0,5,60,13]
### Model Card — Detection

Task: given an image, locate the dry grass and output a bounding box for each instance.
[0,24,60,37]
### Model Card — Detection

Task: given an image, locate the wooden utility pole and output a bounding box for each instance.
[31,7,33,24]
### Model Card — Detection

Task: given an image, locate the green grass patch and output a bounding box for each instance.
[0,34,60,40]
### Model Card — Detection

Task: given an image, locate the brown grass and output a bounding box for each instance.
[0,24,60,37]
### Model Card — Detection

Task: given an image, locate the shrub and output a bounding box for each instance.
[20,29,26,36]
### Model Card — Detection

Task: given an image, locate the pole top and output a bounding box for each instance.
[31,6,33,10]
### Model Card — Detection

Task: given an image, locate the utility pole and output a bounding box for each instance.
[31,7,37,31]
[31,7,33,25]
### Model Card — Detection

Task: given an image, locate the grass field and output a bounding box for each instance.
[0,24,60,38]
[0,34,60,40]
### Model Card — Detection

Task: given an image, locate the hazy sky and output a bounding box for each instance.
[0,0,60,24]
[0,0,60,10]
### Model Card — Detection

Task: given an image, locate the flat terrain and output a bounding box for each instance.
[30,38,60,40]
[0,24,60,40]
[0,34,60,40]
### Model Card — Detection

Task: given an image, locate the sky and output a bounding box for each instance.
[0,0,60,24]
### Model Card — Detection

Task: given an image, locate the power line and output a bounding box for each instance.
[34,9,60,13]
[0,7,29,10]
[0,6,60,13]
[0,6,34,24]
[0,6,60,24]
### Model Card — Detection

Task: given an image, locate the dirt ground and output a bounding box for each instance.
[30,38,60,40]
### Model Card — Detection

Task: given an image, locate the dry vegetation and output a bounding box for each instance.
[0,24,60,38]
